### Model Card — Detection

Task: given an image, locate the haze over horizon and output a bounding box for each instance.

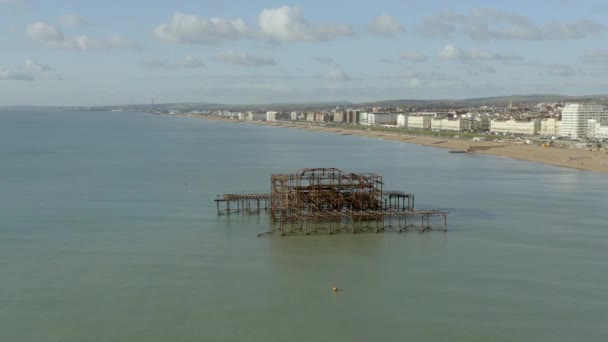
[2,0,608,106]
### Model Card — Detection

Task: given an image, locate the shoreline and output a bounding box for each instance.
[185,114,608,174]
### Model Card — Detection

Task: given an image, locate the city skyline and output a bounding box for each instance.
[1,0,608,106]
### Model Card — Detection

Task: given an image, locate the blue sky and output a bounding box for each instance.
[1,0,608,106]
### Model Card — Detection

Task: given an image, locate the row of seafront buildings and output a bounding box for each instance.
[212,103,608,140]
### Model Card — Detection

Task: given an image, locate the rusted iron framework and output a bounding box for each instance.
[215,168,448,236]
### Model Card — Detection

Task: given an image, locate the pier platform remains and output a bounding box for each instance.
[215,168,448,236]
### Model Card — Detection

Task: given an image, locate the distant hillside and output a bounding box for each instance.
[362,94,608,108]
[2,94,607,112]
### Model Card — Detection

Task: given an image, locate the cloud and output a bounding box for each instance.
[312,56,337,65]
[59,14,89,27]
[420,8,607,41]
[545,64,578,76]
[324,68,351,81]
[154,6,352,45]
[582,49,608,63]
[379,57,396,64]
[215,50,276,67]
[416,15,456,38]
[142,55,205,69]
[438,44,520,61]
[0,67,34,81]
[178,55,205,68]
[258,6,352,42]
[401,68,464,88]
[153,12,251,44]
[24,58,52,73]
[400,50,428,63]
[369,13,404,37]
[26,21,138,50]
[526,61,582,77]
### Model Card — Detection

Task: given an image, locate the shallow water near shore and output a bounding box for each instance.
[1,110,607,341]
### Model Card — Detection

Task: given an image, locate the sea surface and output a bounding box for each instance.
[1,110,607,341]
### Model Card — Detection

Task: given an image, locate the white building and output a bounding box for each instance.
[246,112,266,121]
[490,119,540,135]
[266,111,277,122]
[540,118,561,136]
[431,118,470,132]
[333,111,345,123]
[560,103,608,138]
[587,119,608,139]
[368,113,398,126]
[397,114,408,127]
[407,116,431,129]
[358,112,369,125]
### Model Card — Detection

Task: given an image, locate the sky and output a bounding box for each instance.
[1,0,608,106]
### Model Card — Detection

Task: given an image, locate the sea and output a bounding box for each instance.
[1,109,607,341]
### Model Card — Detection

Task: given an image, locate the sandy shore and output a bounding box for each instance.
[187,115,608,174]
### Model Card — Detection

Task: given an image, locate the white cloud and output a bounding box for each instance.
[545,64,578,76]
[177,55,205,68]
[325,68,351,81]
[26,21,138,50]
[142,55,205,68]
[438,44,520,61]
[153,12,251,44]
[215,50,276,67]
[369,13,404,37]
[438,44,464,60]
[416,15,455,38]
[421,8,607,41]
[24,58,52,73]
[59,14,89,27]
[0,67,34,81]
[402,69,464,88]
[312,56,337,65]
[153,6,352,45]
[258,6,352,42]
[400,50,428,63]
[582,49,608,63]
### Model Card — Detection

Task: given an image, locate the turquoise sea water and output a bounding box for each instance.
[1,110,607,341]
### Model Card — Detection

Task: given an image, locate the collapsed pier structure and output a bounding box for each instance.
[215,168,448,236]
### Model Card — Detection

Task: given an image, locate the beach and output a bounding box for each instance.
[191,115,608,174]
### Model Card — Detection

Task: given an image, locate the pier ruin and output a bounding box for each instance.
[215,168,448,236]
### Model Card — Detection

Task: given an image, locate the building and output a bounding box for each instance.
[587,119,608,139]
[407,116,431,130]
[368,113,399,126]
[290,111,298,121]
[469,116,490,132]
[540,118,561,136]
[247,112,266,121]
[397,114,407,127]
[560,103,608,138]
[306,112,315,122]
[431,118,470,132]
[266,111,277,122]
[357,112,369,125]
[346,109,360,124]
[490,119,540,135]
[333,111,345,123]
[314,113,328,122]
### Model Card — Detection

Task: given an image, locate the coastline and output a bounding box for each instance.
[186,114,608,174]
